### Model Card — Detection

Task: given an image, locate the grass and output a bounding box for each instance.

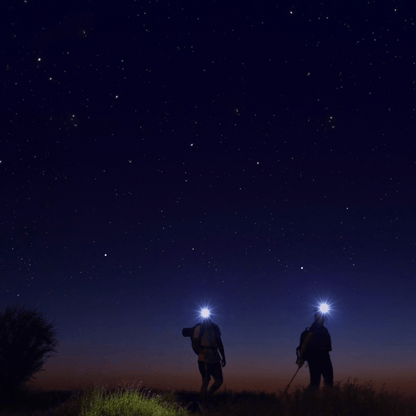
[2,378,415,416]
[175,379,416,416]
[73,385,189,416]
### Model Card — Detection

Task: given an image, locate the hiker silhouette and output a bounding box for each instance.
[191,317,226,402]
[296,312,333,389]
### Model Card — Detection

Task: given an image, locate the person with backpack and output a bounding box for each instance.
[296,312,333,389]
[190,317,226,402]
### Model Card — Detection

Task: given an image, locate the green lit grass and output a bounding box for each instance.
[75,387,189,416]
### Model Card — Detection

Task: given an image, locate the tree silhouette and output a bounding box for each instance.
[0,305,59,399]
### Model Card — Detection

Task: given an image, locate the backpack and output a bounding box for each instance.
[182,323,205,355]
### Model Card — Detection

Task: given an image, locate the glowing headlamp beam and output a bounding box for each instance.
[319,303,330,314]
[200,308,211,319]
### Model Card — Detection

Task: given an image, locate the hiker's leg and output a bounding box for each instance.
[198,361,210,401]
[307,358,321,390]
[322,354,334,387]
[207,363,223,399]
[208,379,223,397]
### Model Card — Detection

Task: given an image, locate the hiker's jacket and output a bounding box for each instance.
[193,323,221,363]
[300,323,332,360]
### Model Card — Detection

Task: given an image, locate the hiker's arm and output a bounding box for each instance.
[300,332,315,359]
[217,337,226,366]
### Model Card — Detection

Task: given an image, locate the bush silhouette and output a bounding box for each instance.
[0,304,58,401]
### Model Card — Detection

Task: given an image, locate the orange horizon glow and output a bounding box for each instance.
[30,355,416,398]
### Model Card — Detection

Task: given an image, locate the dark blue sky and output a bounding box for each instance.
[2,0,416,395]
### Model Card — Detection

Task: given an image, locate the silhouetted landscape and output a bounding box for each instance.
[2,379,416,416]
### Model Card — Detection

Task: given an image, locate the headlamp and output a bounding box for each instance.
[319,303,330,314]
[200,308,211,319]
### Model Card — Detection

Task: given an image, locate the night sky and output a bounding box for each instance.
[2,0,416,396]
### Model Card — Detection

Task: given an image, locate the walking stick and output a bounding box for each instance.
[280,366,301,400]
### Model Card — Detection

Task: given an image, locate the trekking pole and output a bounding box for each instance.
[280,366,301,400]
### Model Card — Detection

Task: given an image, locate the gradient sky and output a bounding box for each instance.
[2,0,416,396]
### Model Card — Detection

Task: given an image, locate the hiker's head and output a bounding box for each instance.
[314,312,325,325]
[201,317,213,331]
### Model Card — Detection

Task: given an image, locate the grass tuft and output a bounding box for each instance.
[55,381,189,416]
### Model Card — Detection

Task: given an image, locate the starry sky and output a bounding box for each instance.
[2,0,416,396]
